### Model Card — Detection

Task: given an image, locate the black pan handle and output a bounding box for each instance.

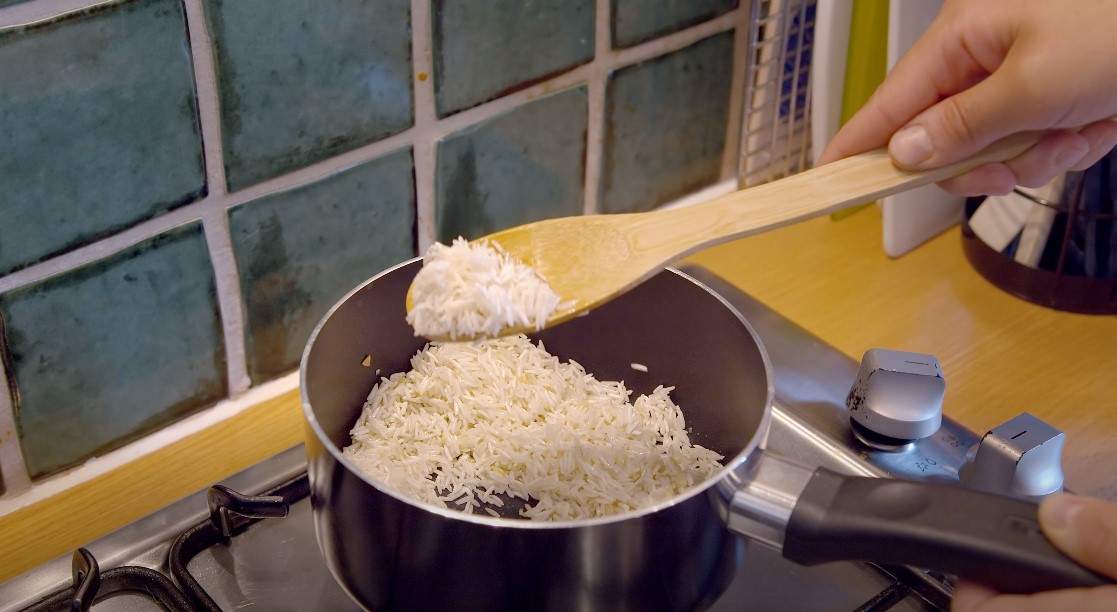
[783,468,1110,593]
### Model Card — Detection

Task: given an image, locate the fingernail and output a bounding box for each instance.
[1041,493,1085,531]
[890,125,934,167]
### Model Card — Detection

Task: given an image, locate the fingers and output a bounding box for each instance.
[1067,119,1117,171]
[1004,131,1089,188]
[952,580,999,612]
[950,585,1117,612]
[951,494,1117,611]
[1039,494,1117,578]
[817,12,994,165]
[936,124,1117,196]
[889,63,1042,170]
[815,0,1117,198]
[936,164,1016,197]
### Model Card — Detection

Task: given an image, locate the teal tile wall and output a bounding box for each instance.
[432,0,594,117]
[0,0,206,275]
[0,223,226,479]
[229,148,417,384]
[203,0,413,191]
[600,31,734,214]
[436,88,588,242]
[0,0,745,488]
[612,0,739,48]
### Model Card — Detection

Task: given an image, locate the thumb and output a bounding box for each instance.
[1039,493,1117,579]
[889,61,1040,170]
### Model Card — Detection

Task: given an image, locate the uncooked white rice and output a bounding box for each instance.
[407,238,563,339]
[630,363,649,372]
[344,335,723,520]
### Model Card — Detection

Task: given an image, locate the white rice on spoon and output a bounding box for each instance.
[406,238,563,340]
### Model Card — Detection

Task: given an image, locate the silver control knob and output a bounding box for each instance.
[959,412,1065,501]
[846,349,945,450]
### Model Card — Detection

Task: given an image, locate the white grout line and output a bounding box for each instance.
[182,0,228,197]
[722,3,753,184]
[413,138,438,252]
[581,7,742,214]
[0,351,32,496]
[0,0,114,28]
[0,204,210,294]
[425,64,593,140]
[608,9,738,71]
[182,0,250,395]
[0,135,427,296]
[410,0,437,252]
[199,208,251,393]
[580,0,610,216]
[404,12,744,224]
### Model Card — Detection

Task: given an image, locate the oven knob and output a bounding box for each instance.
[959,412,1065,501]
[846,349,945,450]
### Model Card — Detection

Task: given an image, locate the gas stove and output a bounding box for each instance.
[1,265,1067,611]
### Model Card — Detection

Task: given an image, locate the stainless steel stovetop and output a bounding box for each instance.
[4,265,1022,611]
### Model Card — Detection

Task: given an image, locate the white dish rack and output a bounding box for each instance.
[738,0,961,257]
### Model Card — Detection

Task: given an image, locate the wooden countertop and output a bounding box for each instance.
[2,206,1115,582]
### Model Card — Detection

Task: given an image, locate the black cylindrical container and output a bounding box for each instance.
[962,152,1117,314]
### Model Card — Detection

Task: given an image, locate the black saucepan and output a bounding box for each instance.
[300,259,1105,611]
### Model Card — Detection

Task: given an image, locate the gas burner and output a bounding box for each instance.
[19,549,192,611]
[15,470,952,611]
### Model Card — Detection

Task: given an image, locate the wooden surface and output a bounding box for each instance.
[2,205,1114,583]
[0,389,305,582]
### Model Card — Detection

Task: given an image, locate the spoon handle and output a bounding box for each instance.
[645,131,1043,258]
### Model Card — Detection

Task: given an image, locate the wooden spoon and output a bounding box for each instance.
[408,132,1042,340]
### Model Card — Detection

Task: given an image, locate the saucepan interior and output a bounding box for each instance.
[299,258,774,610]
[301,258,773,522]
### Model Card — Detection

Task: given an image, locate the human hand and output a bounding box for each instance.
[951,493,1117,611]
[817,0,1117,196]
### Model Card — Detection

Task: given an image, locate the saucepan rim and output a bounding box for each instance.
[299,257,774,529]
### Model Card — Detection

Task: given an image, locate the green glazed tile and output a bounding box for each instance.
[600,32,733,214]
[204,0,413,191]
[0,0,206,276]
[0,223,226,479]
[229,148,416,383]
[433,0,593,117]
[612,0,738,48]
[436,88,587,242]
